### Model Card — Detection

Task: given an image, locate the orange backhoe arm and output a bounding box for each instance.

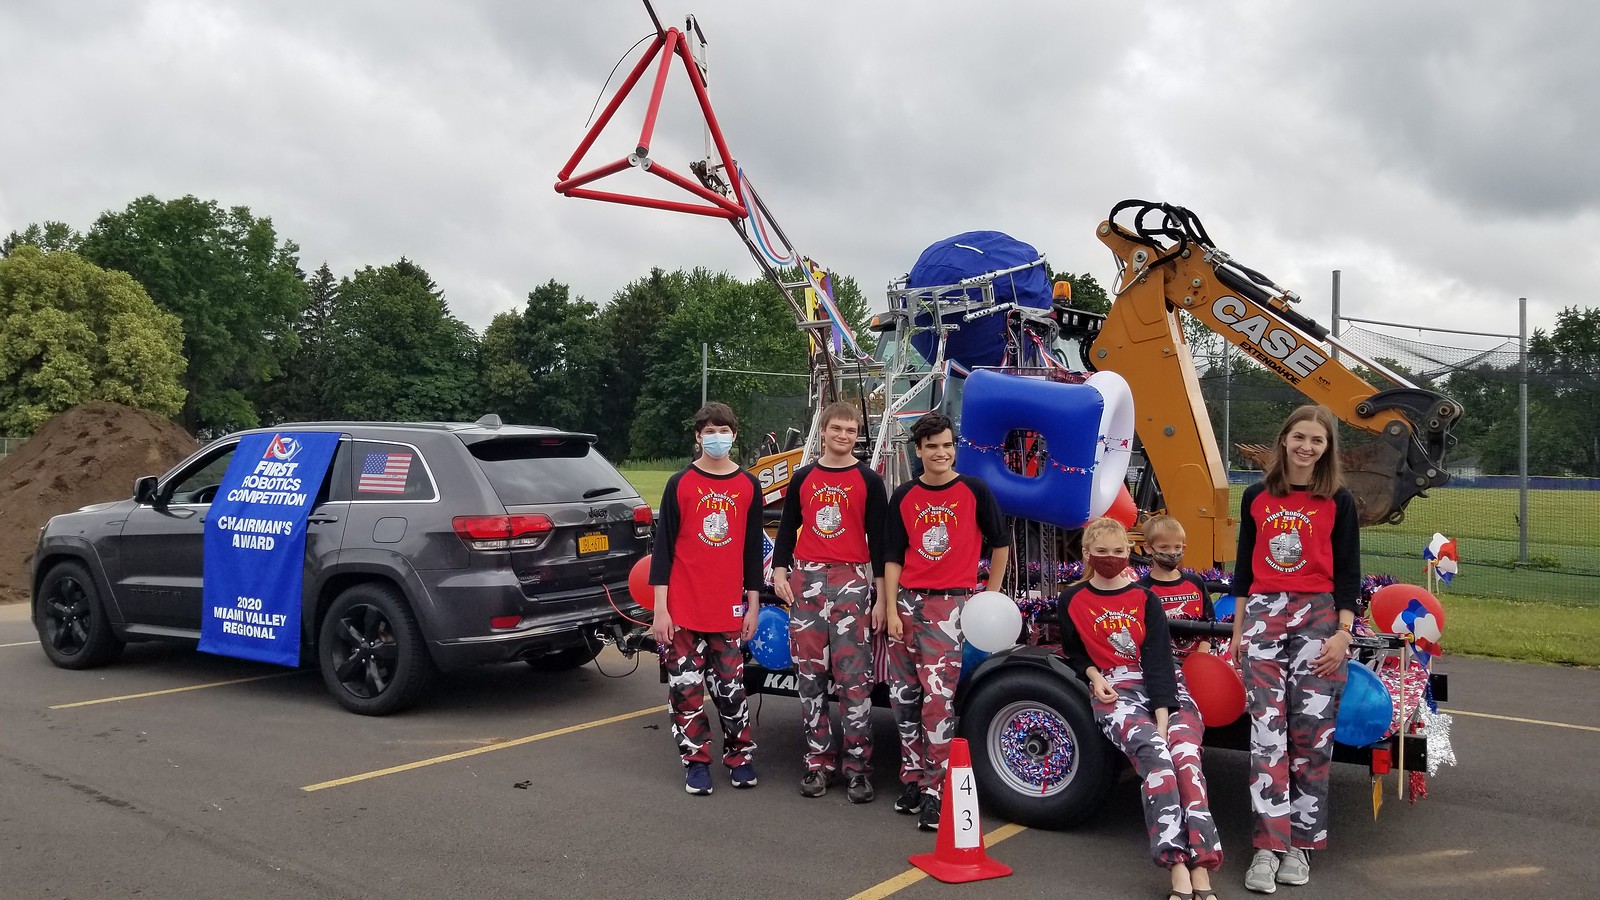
[1091,201,1461,567]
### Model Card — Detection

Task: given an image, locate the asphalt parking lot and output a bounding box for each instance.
[2,600,1597,900]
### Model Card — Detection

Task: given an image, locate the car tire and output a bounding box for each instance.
[524,641,600,672]
[318,582,433,716]
[35,561,124,670]
[959,666,1114,829]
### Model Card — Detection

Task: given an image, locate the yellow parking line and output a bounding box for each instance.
[301,704,668,792]
[1452,709,1600,733]
[49,671,304,709]
[845,822,1027,900]
[1,640,39,649]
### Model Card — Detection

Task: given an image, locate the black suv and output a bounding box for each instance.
[31,417,653,715]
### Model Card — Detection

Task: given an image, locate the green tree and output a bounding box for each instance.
[628,268,809,459]
[1529,306,1600,476]
[0,247,186,434]
[2,221,83,258]
[480,279,610,437]
[597,268,685,459]
[78,195,307,435]
[324,259,479,421]
[258,263,340,424]
[1052,270,1111,315]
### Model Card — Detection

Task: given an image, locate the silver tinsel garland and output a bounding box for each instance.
[1418,707,1457,776]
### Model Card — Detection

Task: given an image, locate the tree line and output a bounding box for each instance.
[7,193,1591,474]
[0,194,873,461]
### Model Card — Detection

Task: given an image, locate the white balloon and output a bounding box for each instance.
[961,591,1024,653]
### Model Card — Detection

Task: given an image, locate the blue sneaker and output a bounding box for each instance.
[685,762,713,795]
[730,762,758,788]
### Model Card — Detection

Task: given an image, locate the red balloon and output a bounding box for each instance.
[1182,652,1246,727]
[1106,485,1138,528]
[628,555,653,606]
[1368,583,1445,636]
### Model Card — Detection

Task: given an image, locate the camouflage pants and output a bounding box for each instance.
[788,561,875,776]
[665,628,756,767]
[887,589,964,795]
[1241,591,1346,851]
[1095,667,1224,870]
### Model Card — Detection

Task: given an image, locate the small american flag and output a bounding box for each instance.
[359,451,412,494]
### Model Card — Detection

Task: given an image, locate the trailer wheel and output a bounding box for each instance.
[960,666,1114,828]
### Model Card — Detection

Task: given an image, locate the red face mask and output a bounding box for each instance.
[1086,555,1127,579]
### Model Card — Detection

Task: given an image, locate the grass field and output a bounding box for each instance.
[1439,593,1600,666]
[618,459,681,506]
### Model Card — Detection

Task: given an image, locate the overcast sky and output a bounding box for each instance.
[3,0,1593,350]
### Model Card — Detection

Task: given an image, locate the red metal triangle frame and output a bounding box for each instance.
[555,27,747,220]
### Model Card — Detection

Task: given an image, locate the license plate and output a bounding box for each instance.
[578,531,609,555]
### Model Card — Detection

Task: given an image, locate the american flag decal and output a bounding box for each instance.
[359,451,412,494]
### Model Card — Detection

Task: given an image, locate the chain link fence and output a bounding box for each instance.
[1198,326,1600,606]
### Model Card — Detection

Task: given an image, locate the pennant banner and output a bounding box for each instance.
[199,431,340,667]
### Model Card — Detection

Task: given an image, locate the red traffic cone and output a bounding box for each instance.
[909,738,1013,883]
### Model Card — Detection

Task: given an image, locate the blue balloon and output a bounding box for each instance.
[748,605,793,671]
[1213,594,1236,621]
[960,642,991,679]
[1335,662,1394,747]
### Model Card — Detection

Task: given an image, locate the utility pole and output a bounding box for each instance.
[1518,297,1529,562]
[1331,270,1341,362]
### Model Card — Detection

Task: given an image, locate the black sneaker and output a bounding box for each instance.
[799,770,830,798]
[893,782,923,815]
[916,793,941,831]
[846,774,875,804]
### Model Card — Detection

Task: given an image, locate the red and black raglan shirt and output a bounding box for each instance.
[1138,570,1215,658]
[1232,483,1361,613]
[771,461,888,576]
[884,475,1010,593]
[1056,582,1179,711]
[649,465,764,633]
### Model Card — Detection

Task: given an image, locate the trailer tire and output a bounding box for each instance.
[960,666,1114,829]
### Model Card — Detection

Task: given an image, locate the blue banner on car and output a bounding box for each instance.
[199,432,340,667]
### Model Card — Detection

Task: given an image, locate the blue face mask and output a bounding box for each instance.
[701,433,735,459]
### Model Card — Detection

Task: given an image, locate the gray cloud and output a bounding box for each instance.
[1,0,1591,350]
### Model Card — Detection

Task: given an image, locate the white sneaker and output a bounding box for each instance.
[1244,849,1280,894]
[1277,847,1310,885]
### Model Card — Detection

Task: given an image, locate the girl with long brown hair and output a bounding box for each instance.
[1230,405,1360,893]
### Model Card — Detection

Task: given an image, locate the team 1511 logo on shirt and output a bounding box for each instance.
[913,501,959,561]
[1092,608,1140,660]
[697,488,740,547]
[809,482,852,538]
[1261,504,1319,573]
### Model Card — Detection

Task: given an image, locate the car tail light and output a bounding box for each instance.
[453,514,554,551]
[633,504,654,537]
[490,615,522,630]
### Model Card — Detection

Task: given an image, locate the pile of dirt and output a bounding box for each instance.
[0,403,197,603]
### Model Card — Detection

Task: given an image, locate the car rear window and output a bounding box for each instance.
[466,436,636,505]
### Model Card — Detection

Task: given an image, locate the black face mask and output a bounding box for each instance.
[1086,555,1128,579]
[1149,550,1184,570]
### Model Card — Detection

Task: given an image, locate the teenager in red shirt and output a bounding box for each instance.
[1060,517,1222,900]
[649,402,764,796]
[1231,405,1360,893]
[772,402,888,804]
[876,413,1010,831]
